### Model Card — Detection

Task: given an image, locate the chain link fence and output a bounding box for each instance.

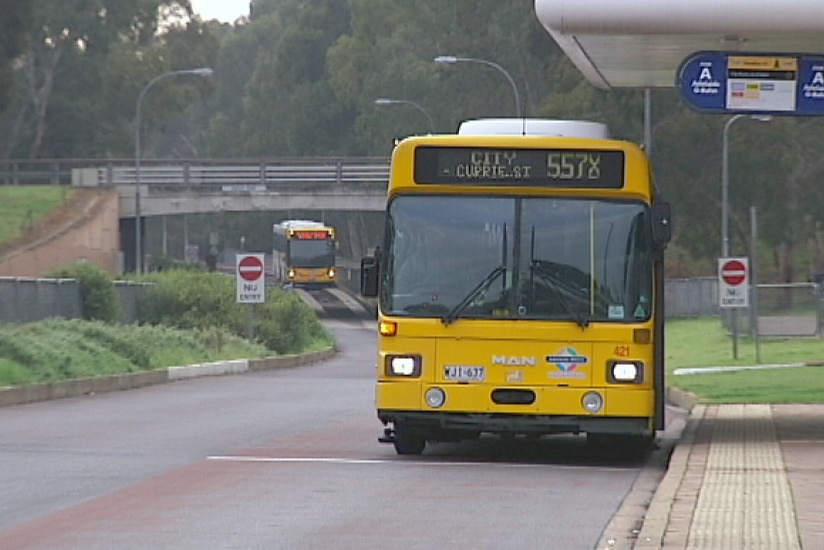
[667,277,823,337]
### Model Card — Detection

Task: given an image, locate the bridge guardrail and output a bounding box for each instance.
[0,160,76,185]
[1,158,390,187]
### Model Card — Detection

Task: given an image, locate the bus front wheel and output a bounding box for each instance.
[393,427,426,455]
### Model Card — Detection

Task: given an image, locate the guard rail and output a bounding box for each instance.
[0,158,390,187]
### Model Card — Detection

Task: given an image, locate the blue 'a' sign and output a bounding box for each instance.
[677,51,824,116]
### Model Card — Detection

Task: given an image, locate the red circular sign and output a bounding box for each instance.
[721,259,747,286]
[238,255,264,282]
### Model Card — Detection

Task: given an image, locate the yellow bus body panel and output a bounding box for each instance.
[377,382,653,417]
[388,135,655,203]
[376,318,656,418]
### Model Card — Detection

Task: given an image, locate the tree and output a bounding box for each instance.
[0,0,32,113]
[327,0,562,155]
[239,0,354,156]
[1,0,203,158]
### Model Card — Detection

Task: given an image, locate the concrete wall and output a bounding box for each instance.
[0,189,122,277]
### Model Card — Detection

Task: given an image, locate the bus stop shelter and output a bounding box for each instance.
[534,0,824,89]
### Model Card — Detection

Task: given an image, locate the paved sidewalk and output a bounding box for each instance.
[634,402,824,549]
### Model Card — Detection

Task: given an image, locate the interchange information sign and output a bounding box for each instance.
[677,51,824,115]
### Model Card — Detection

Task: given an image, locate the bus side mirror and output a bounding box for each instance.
[360,256,379,297]
[652,200,672,247]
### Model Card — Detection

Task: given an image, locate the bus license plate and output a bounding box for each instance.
[444,366,485,381]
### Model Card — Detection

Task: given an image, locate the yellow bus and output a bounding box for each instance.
[273,220,337,287]
[360,118,672,455]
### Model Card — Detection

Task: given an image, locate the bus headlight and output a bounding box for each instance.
[327,267,336,278]
[608,361,644,384]
[425,387,446,408]
[287,269,295,279]
[386,355,421,377]
[582,391,603,414]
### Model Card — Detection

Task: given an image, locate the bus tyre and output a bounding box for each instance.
[393,429,426,455]
[587,433,654,459]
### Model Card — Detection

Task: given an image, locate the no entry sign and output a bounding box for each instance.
[236,253,265,304]
[721,259,747,286]
[238,255,264,281]
[718,257,749,308]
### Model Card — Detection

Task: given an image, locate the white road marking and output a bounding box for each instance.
[328,287,370,313]
[293,288,324,312]
[206,455,629,471]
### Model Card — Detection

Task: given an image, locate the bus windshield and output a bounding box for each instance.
[382,195,653,323]
[289,239,334,268]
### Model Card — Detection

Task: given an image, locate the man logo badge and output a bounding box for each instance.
[492,356,536,366]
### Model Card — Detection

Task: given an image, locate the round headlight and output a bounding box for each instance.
[425,387,446,408]
[582,391,603,414]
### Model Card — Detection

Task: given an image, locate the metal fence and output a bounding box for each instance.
[0,158,390,187]
[665,277,719,317]
[0,277,81,323]
[2,276,821,337]
[83,159,390,187]
[733,282,821,338]
[0,277,149,325]
[668,277,823,337]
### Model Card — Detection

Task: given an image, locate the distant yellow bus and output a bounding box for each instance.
[360,119,672,455]
[273,220,337,287]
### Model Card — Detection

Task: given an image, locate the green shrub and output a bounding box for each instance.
[50,262,120,322]
[0,357,35,386]
[135,270,332,355]
[256,290,332,354]
[137,270,244,332]
[150,255,205,273]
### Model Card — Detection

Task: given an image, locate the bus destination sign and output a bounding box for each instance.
[414,146,625,188]
[293,230,329,240]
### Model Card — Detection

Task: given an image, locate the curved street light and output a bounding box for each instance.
[434,55,521,117]
[134,67,213,274]
[721,113,772,257]
[374,98,435,134]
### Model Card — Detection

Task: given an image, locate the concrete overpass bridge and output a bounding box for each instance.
[70,158,390,217]
[1,157,390,272]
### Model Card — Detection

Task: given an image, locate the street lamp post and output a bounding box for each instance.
[134,67,213,273]
[374,98,435,133]
[434,55,521,117]
[721,114,771,257]
[721,113,771,360]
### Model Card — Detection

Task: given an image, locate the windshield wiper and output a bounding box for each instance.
[442,265,506,326]
[530,261,589,329]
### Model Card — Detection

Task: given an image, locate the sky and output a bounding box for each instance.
[189,0,250,23]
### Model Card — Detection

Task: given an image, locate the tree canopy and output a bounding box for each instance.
[2,0,824,281]
[0,0,32,112]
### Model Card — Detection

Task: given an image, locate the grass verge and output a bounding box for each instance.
[0,186,70,245]
[666,317,824,403]
[0,318,276,387]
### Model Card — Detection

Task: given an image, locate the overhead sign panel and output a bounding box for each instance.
[677,51,824,115]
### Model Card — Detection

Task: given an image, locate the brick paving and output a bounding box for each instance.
[635,403,824,549]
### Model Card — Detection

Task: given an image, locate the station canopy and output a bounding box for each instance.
[534,0,824,89]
